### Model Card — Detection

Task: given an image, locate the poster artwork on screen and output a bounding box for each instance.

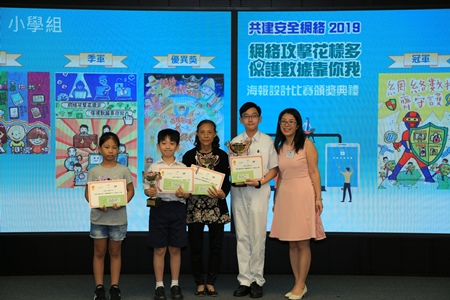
[55,72,138,188]
[143,74,225,169]
[0,72,51,155]
[378,73,450,190]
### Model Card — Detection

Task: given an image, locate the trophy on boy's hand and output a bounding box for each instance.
[225,140,252,157]
[225,140,252,186]
[143,171,162,207]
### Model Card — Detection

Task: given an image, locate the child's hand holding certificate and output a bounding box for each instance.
[158,168,194,193]
[87,179,127,208]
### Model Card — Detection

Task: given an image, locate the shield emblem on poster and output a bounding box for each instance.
[385,98,397,111]
[409,123,448,165]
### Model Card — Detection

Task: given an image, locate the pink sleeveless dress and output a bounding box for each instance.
[270,145,326,241]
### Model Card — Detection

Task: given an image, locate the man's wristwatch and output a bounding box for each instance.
[255,180,261,189]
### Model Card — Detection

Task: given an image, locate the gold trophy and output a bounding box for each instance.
[225,140,252,186]
[196,152,219,169]
[144,171,162,207]
[225,140,252,156]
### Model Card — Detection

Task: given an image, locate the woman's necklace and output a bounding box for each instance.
[285,142,295,158]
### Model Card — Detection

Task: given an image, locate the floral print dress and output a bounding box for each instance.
[183,148,231,224]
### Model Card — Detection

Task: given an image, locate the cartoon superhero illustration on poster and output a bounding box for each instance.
[378,73,450,189]
[143,74,225,167]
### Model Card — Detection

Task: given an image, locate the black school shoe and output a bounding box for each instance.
[94,285,107,300]
[155,286,167,300]
[171,285,184,299]
[250,282,263,298]
[233,285,250,297]
[109,285,122,300]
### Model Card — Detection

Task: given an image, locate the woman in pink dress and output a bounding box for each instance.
[269,108,325,300]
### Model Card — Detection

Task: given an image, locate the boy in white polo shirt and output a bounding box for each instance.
[145,129,190,300]
[231,102,278,298]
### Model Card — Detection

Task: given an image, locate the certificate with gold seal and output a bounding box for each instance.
[229,155,264,184]
[88,179,127,208]
[191,166,225,195]
[159,167,194,193]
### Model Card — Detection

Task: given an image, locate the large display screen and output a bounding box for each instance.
[238,9,450,233]
[0,7,231,232]
[1,7,449,234]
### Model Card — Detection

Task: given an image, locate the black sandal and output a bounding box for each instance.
[206,287,218,297]
[195,285,206,297]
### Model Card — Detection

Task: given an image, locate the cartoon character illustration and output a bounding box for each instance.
[0,123,7,153]
[201,78,215,99]
[73,162,87,186]
[432,158,449,181]
[7,124,26,154]
[202,78,220,107]
[382,156,396,178]
[405,162,415,175]
[119,143,127,154]
[175,105,189,118]
[173,105,191,132]
[94,75,111,100]
[117,143,129,166]
[79,124,89,136]
[71,80,88,99]
[102,124,111,134]
[388,111,435,182]
[338,166,353,202]
[64,147,82,171]
[73,162,83,175]
[302,117,315,141]
[73,124,97,149]
[145,75,159,96]
[182,75,203,92]
[302,117,313,133]
[26,127,49,154]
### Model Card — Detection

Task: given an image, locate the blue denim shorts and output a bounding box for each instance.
[90,223,127,241]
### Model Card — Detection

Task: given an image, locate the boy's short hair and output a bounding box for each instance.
[239,102,261,117]
[157,128,180,145]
